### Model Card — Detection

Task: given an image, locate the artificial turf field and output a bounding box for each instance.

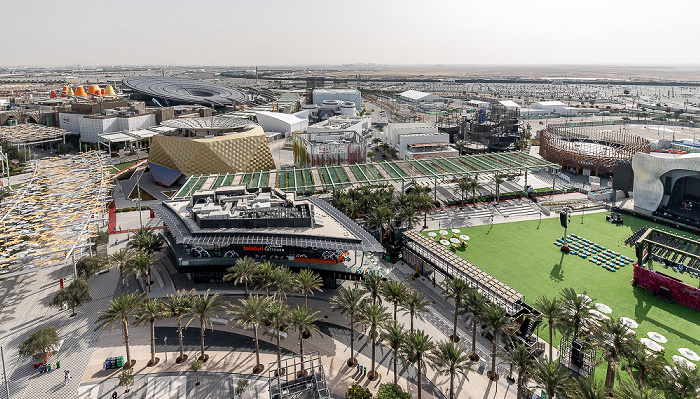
[425,211,700,367]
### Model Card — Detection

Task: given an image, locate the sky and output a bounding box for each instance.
[4,0,700,67]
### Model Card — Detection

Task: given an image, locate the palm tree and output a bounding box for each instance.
[108,248,134,293]
[415,190,436,229]
[402,289,432,333]
[254,261,276,297]
[361,274,383,306]
[358,303,391,381]
[533,296,564,361]
[289,306,321,371]
[330,287,365,367]
[134,298,164,367]
[266,300,290,375]
[494,175,505,204]
[398,205,420,230]
[532,359,572,399]
[592,318,635,393]
[187,290,225,362]
[615,381,664,399]
[662,363,700,399]
[162,289,195,363]
[482,303,515,381]
[272,266,295,302]
[402,330,435,399]
[366,206,393,246]
[428,340,474,399]
[567,375,607,399]
[223,256,258,299]
[380,280,408,321]
[462,289,488,361]
[504,344,535,399]
[622,339,665,387]
[380,320,406,387]
[129,251,155,296]
[560,287,592,340]
[131,230,162,254]
[441,278,470,342]
[294,269,323,307]
[94,293,142,368]
[467,178,482,206]
[228,295,271,374]
[453,178,472,206]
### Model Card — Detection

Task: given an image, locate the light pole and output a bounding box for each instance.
[1,346,9,399]
[163,337,168,362]
[136,170,143,228]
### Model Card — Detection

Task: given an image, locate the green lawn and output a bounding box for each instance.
[425,213,700,368]
[112,160,138,172]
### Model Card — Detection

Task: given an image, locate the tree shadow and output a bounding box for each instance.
[550,253,565,282]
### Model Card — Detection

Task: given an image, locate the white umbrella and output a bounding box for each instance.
[595,303,612,314]
[648,332,668,343]
[578,294,592,303]
[450,238,460,244]
[439,230,449,235]
[459,235,470,240]
[620,317,639,329]
[672,355,697,370]
[640,338,664,352]
[440,240,450,246]
[589,310,610,320]
[679,348,700,362]
[428,232,437,237]
[451,229,461,233]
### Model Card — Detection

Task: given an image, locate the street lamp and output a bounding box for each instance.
[163,337,168,362]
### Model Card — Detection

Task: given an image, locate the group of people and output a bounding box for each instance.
[681,201,694,211]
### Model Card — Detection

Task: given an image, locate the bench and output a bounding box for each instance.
[210,318,228,325]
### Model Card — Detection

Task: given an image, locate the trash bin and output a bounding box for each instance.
[56,361,61,369]
[46,364,51,371]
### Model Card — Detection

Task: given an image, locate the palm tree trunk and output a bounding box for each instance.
[471,318,478,355]
[604,359,616,393]
[423,208,428,228]
[410,311,415,333]
[350,313,355,363]
[305,294,308,308]
[516,375,523,399]
[120,267,125,293]
[417,358,423,399]
[450,372,455,399]
[452,298,459,341]
[276,330,282,371]
[150,319,156,365]
[370,334,376,376]
[244,280,249,299]
[177,319,184,360]
[253,325,261,368]
[393,352,398,386]
[200,322,205,359]
[548,323,553,361]
[393,303,397,321]
[123,320,131,365]
[299,333,305,364]
[143,272,148,297]
[491,337,497,378]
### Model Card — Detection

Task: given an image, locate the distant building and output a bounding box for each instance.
[307,115,372,137]
[466,100,490,109]
[254,111,308,137]
[58,100,157,143]
[312,89,361,110]
[530,101,577,115]
[398,90,443,104]
[381,123,457,160]
[293,130,366,167]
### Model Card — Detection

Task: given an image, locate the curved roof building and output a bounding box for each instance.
[123,76,246,106]
[148,117,275,186]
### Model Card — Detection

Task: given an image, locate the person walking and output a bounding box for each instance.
[112,391,118,399]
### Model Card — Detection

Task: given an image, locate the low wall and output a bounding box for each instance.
[633,264,700,311]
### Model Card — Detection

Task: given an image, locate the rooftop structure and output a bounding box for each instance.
[123,76,246,106]
[162,116,256,136]
[254,111,308,137]
[307,115,371,137]
[293,130,366,167]
[312,89,361,110]
[0,152,113,272]
[398,89,443,103]
[0,124,67,146]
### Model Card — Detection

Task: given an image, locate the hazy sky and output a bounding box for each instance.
[5,0,700,66]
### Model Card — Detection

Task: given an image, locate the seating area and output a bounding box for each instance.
[644,230,700,277]
[554,234,634,272]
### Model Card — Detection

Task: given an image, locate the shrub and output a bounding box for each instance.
[19,326,60,360]
[345,382,372,399]
[376,384,411,399]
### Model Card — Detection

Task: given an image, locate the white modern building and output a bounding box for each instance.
[254,111,308,137]
[498,100,521,111]
[398,90,443,104]
[59,112,157,143]
[530,101,577,115]
[519,108,550,117]
[307,115,371,137]
[381,123,457,159]
[312,89,361,110]
[632,152,700,213]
